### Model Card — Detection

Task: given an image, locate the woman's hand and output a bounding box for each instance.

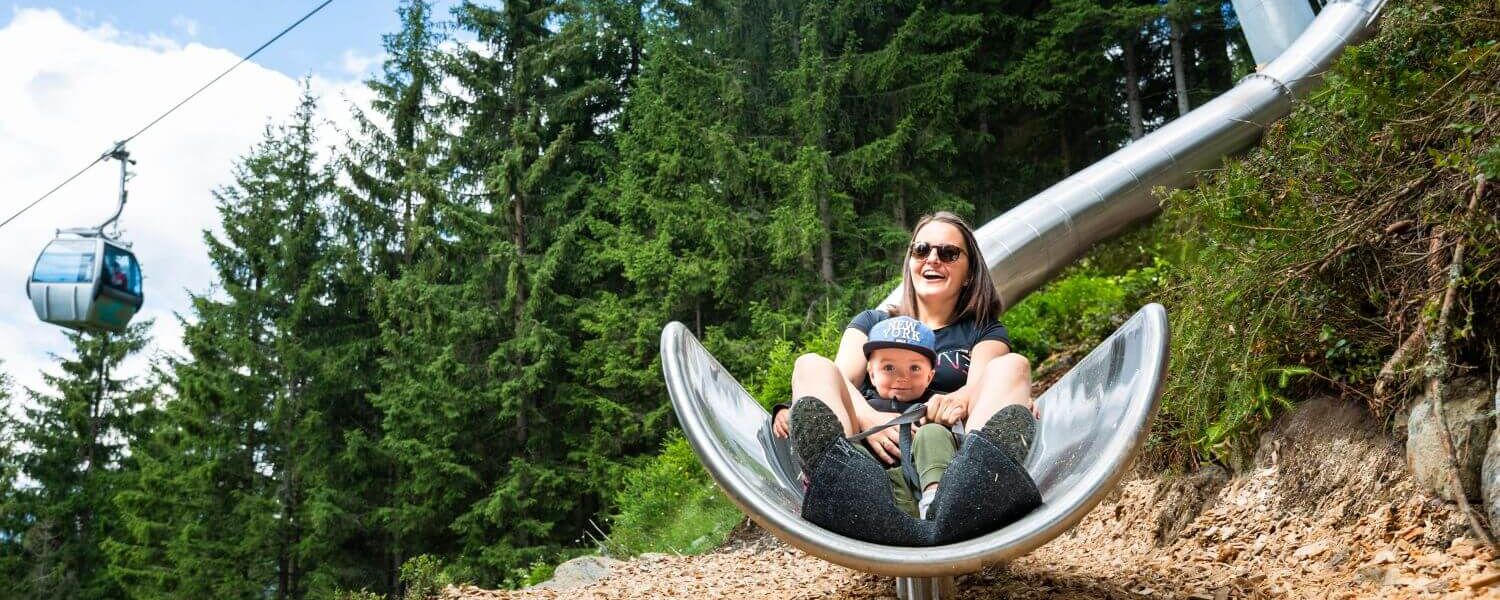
[924,391,970,427]
[865,427,903,465]
[772,407,790,439]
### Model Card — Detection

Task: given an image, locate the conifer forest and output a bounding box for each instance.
[0,0,1265,597]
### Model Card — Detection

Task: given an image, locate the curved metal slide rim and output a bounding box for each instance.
[662,305,1170,577]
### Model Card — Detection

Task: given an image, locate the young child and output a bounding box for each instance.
[785,314,1041,543]
[852,316,957,519]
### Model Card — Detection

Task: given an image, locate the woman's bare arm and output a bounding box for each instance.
[833,327,893,429]
[926,339,1011,425]
[963,339,1011,393]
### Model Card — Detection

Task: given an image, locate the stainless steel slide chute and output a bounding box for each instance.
[661,304,1168,578]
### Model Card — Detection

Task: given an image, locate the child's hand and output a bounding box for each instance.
[925,392,969,426]
[865,427,902,465]
[772,407,790,439]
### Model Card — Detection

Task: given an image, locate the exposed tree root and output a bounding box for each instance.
[1426,177,1494,552]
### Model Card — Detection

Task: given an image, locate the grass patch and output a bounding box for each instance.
[604,432,745,557]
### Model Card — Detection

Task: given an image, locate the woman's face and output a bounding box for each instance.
[908,221,970,310]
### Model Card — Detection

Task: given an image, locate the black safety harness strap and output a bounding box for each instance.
[846,402,926,496]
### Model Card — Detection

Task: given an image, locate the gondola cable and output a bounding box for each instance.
[0,0,335,232]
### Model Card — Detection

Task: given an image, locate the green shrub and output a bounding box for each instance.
[604,432,744,557]
[329,590,384,600]
[749,312,846,410]
[1143,0,1498,467]
[399,554,453,600]
[1004,257,1163,360]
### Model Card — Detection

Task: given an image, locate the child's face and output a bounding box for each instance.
[867,348,935,402]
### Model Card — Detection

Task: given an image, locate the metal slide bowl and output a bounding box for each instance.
[661,304,1168,577]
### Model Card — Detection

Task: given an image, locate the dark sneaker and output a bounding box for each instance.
[789,396,843,473]
[976,404,1037,466]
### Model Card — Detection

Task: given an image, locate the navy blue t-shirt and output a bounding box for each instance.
[849,309,1011,401]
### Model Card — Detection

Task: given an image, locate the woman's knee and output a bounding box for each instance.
[984,353,1031,383]
[792,352,835,375]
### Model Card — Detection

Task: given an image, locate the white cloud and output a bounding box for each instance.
[340,48,382,77]
[170,15,199,38]
[0,9,370,403]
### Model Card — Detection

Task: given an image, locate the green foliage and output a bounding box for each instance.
[1145,0,1499,467]
[398,555,452,600]
[604,433,743,558]
[8,324,157,600]
[749,312,848,411]
[108,88,373,600]
[330,591,385,600]
[1004,258,1164,360]
[504,557,563,590]
[0,0,1281,595]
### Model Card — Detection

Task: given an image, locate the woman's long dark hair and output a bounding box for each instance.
[892,212,1003,326]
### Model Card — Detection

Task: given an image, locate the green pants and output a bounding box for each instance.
[853,423,958,517]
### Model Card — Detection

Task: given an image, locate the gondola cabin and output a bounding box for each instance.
[27,236,143,333]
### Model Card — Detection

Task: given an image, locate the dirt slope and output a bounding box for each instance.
[446,398,1500,599]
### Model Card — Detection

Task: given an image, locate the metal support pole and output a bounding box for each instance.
[96,141,134,235]
[895,576,955,600]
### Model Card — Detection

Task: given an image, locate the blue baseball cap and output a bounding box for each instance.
[863,316,937,365]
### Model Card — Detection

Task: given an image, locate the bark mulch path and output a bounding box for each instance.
[444,464,1500,599]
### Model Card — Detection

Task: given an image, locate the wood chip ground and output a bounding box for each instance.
[447,458,1500,599]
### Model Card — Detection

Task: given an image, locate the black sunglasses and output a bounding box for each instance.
[909,241,965,263]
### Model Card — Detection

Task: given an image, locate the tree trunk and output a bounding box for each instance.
[1170,16,1191,116]
[818,191,834,287]
[894,184,907,232]
[1060,130,1073,176]
[1123,34,1144,140]
[513,191,529,448]
[279,383,302,600]
[79,333,108,558]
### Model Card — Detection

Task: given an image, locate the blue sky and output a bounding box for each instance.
[1,4,428,397]
[8,1,463,80]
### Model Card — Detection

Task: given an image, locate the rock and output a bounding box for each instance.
[1449,537,1477,559]
[1406,377,1493,502]
[1356,565,1393,586]
[1324,545,1351,569]
[1482,379,1500,527]
[529,555,623,590]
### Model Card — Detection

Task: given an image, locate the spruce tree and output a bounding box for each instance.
[339,1,454,592]
[344,0,450,273]
[0,364,26,598]
[110,88,361,600]
[11,325,156,600]
[372,0,641,581]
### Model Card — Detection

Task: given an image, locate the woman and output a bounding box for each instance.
[771,211,1035,467]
